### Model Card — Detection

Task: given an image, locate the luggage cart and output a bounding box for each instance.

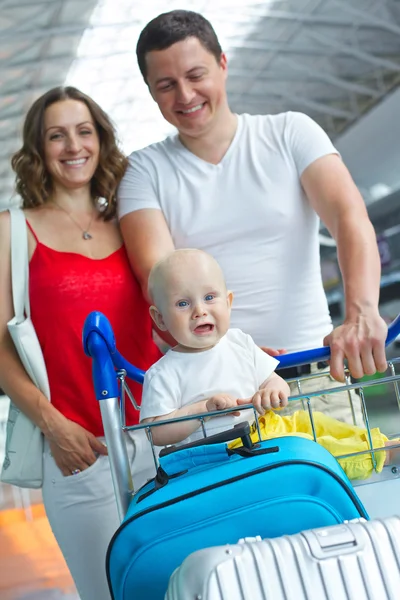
[83,311,400,523]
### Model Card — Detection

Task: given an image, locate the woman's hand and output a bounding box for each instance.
[46,418,108,477]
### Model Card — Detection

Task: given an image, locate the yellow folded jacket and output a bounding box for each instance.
[229,410,388,480]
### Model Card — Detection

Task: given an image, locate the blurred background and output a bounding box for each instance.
[1,1,400,598]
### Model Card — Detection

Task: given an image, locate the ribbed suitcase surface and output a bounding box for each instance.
[166,517,400,600]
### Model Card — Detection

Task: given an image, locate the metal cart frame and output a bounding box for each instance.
[83,312,400,522]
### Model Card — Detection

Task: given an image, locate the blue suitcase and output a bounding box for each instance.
[106,434,368,600]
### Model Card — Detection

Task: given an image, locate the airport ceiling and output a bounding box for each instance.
[1,0,400,204]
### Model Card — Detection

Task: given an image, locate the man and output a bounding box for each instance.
[118,10,387,423]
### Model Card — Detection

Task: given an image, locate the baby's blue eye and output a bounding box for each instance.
[204,294,215,301]
[177,300,189,307]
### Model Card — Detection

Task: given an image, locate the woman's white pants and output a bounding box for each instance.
[42,429,157,600]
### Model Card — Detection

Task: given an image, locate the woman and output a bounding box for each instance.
[0,86,160,600]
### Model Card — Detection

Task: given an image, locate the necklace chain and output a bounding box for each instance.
[53,201,96,240]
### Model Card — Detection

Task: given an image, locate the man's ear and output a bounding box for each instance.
[227,290,234,308]
[146,79,156,101]
[220,52,228,70]
[220,52,228,79]
[149,305,167,331]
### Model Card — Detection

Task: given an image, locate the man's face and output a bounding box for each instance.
[145,37,228,138]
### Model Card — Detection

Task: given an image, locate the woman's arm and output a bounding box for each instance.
[0,211,56,433]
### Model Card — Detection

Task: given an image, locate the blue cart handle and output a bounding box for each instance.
[278,313,400,368]
[83,311,400,392]
[83,312,144,400]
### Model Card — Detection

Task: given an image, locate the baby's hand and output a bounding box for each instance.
[238,375,290,415]
[206,394,240,416]
[250,388,288,415]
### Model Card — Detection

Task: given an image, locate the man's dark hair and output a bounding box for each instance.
[136,10,222,83]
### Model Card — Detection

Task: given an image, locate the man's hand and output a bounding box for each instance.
[324,312,387,382]
[206,394,241,416]
[238,374,290,415]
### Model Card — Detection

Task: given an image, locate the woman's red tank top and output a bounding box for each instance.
[27,221,161,436]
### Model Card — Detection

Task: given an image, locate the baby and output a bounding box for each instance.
[140,249,399,480]
[140,248,289,446]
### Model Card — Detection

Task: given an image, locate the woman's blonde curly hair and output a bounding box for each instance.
[11,86,128,220]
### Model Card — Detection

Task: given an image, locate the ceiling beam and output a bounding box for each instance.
[269,57,380,97]
[229,90,354,119]
[1,22,87,41]
[327,0,400,37]
[1,0,84,6]
[227,6,400,32]
[2,2,400,39]
[2,2,395,32]
[3,6,398,44]
[1,54,72,70]
[305,30,400,72]
[1,24,398,70]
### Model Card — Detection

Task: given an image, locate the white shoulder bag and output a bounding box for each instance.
[1,207,51,488]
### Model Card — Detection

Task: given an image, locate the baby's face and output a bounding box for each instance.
[157,255,232,352]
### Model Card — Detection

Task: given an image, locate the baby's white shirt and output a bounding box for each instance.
[140,328,279,444]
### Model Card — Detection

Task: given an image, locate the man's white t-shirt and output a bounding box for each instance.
[140,328,279,445]
[119,112,338,351]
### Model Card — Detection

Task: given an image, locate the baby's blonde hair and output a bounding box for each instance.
[148,249,226,308]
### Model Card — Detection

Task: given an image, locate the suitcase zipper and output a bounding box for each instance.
[123,460,367,526]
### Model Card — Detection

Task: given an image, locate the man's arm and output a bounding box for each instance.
[120,209,174,302]
[301,153,387,381]
[120,209,176,346]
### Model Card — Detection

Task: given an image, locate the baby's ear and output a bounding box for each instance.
[227,290,234,308]
[149,305,167,331]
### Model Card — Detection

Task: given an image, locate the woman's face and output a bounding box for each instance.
[43,99,100,192]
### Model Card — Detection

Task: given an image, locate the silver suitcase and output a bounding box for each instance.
[166,517,400,600]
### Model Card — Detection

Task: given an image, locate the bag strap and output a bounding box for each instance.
[8,207,30,322]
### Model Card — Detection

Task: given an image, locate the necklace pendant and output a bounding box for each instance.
[82,232,93,240]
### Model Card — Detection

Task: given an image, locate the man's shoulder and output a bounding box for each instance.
[239,111,309,135]
[127,135,178,164]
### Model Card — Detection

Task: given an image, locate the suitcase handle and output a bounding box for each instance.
[227,445,280,458]
[159,421,253,458]
[139,430,280,502]
[142,444,279,501]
